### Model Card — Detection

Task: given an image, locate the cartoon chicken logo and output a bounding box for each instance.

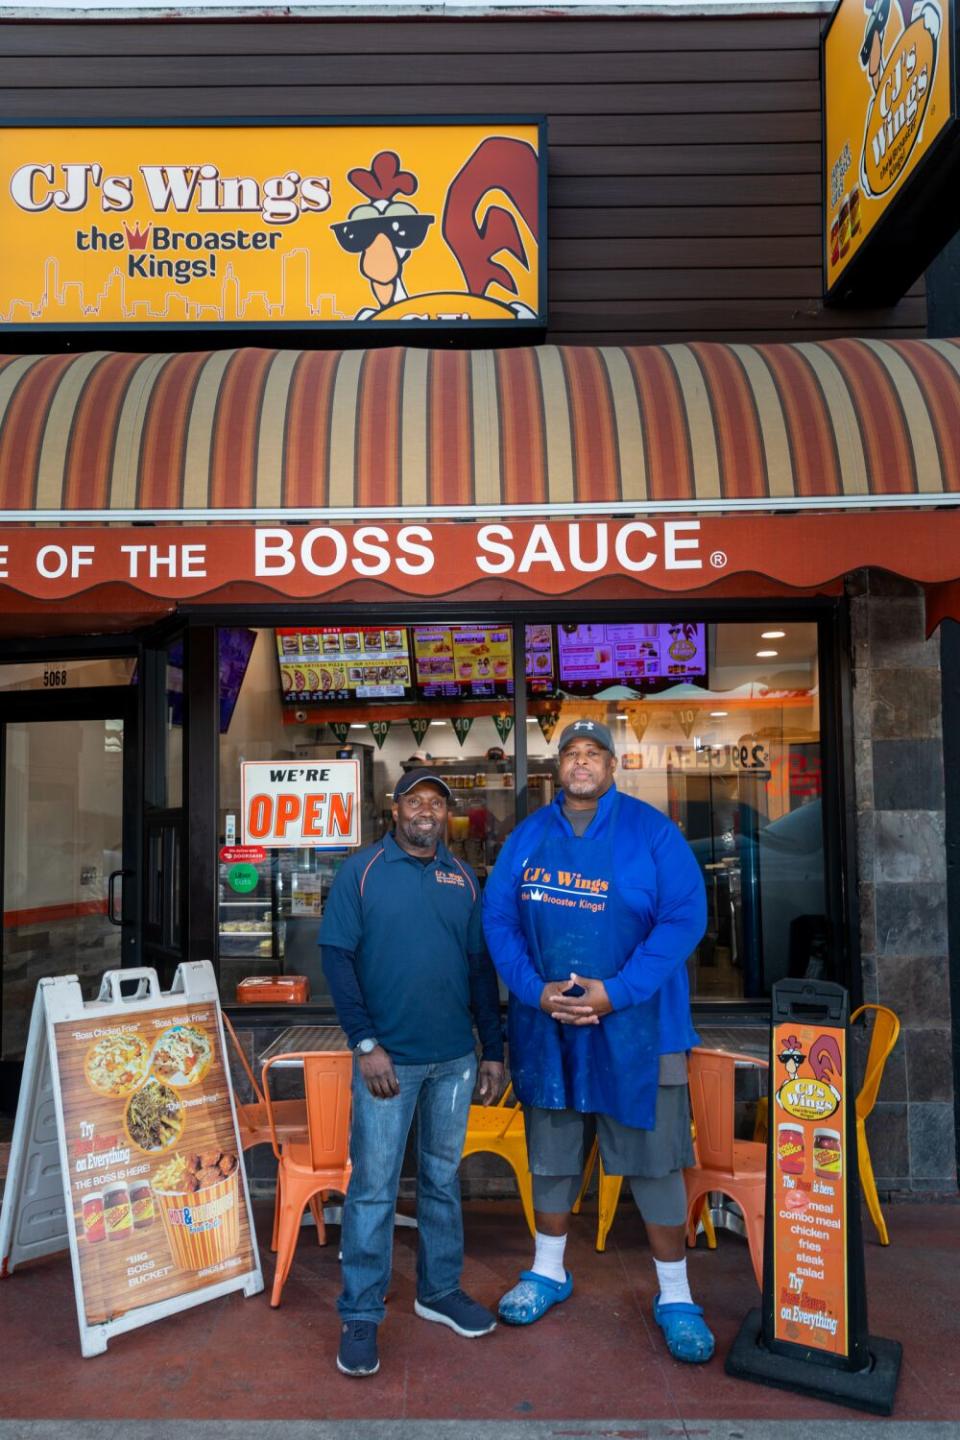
[331,140,540,323]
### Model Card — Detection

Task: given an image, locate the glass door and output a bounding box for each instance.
[1,689,139,1092]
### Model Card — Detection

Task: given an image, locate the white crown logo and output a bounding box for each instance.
[529,888,545,901]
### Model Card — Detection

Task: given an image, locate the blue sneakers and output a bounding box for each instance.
[336,1319,380,1376]
[414,1288,497,1336]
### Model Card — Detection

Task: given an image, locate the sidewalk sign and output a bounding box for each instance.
[726,979,901,1413]
[0,962,263,1357]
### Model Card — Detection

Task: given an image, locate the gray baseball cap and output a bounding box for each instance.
[557,719,615,755]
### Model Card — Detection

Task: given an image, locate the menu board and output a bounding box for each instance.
[525,624,556,694]
[557,622,706,692]
[55,1003,257,1328]
[772,1021,848,1357]
[413,624,514,699]
[276,626,413,702]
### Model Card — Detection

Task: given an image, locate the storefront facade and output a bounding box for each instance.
[0,1,956,1196]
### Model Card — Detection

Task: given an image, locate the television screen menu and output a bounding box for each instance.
[276,627,413,702]
[557,622,706,691]
[413,625,514,699]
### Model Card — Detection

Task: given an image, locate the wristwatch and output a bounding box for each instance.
[355,1037,379,1055]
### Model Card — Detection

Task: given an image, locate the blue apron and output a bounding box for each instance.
[507,795,661,1129]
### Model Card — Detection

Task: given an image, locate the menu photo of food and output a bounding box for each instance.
[525,624,556,693]
[414,625,514,698]
[54,1004,256,1326]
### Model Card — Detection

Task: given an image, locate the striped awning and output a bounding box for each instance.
[1,337,959,521]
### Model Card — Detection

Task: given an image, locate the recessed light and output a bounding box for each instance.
[349,723,366,730]
[429,720,448,727]
[756,649,778,658]
[761,630,786,640]
[616,712,628,720]
[709,711,728,718]
[526,717,539,724]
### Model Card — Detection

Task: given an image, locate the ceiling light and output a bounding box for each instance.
[709,711,728,718]
[761,630,786,639]
[756,649,778,658]
[527,717,539,724]
[349,723,366,730]
[430,720,448,726]
[616,712,628,720]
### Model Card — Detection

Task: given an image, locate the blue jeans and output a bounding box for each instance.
[338,1050,477,1324]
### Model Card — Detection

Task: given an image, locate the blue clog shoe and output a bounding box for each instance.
[498,1269,573,1325]
[653,1295,715,1363]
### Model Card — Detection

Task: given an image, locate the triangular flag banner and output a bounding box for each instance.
[370,720,391,750]
[493,713,515,745]
[627,706,652,744]
[451,716,474,747]
[675,706,701,740]
[408,717,430,746]
[537,711,561,744]
[328,721,350,745]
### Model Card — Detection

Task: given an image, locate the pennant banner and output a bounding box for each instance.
[328,721,350,745]
[408,717,430,746]
[627,706,652,744]
[493,713,515,745]
[675,706,701,740]
[536,711,561,745]
[451,716,474,747]
[370,720,391,750]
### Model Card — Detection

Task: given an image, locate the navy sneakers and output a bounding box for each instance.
[336,1319,380,1376]
[414,1289,497,1337]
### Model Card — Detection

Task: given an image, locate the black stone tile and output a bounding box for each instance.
[905,1027,955,1103]
[867,571,924,599]
[875,953,950,1026]
[874,884,947,956]
[908,1102,957,1179]
[873,739,944,810]
[866,1101,909,1183]
[871,668,942,740]
[868,598,939,669]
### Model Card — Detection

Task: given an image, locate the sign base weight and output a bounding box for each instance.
[726,1307,902,1415]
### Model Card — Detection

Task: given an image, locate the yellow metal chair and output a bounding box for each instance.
[572,1131,717,1254]
[461,1081,536,1237]
[851,1003,901,1246]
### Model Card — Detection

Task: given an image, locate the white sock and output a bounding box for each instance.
[654,1257,693,1306]
[532,1231,568,1284]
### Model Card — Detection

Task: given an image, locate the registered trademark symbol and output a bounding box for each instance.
[709,550,728,569]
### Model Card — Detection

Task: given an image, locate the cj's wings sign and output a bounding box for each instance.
[0,120,545,331]
[823,0,958,304]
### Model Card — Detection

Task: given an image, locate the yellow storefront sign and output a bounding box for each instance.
[0,120,545,330]
[823,0,953,295]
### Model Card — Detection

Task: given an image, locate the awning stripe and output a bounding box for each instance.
[2,338,960,518]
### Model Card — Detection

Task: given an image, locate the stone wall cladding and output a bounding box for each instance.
[848,572,957,1195]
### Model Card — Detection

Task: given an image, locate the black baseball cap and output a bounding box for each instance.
[394,770,453,800]
[557,719,615,755]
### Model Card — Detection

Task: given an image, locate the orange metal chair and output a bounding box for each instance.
[221,1015,318,1249]
[461,1082,536,1237]
[573,1131,717,1254]
[850,1003,900,1246]
[683,1046,768,1288]
[262,1050,353,1307]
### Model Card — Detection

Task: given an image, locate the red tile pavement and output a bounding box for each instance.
[0,1198,957,1421]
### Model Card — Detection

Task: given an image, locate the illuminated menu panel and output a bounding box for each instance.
[525,624,556,694]
[413,625,514,699]
[557,622,706,691]
[276,627,413,702]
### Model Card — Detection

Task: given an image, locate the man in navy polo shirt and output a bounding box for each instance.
[321,770,504,1379]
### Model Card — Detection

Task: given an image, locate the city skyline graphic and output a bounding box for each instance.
[2,250,346,325]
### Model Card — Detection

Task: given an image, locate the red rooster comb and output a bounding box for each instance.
[347,151,418,203]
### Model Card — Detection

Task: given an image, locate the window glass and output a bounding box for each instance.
[217,624,518,1002]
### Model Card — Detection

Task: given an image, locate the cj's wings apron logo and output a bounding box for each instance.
[859,0,942,199]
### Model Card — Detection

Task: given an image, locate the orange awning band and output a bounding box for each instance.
[1,338,959,520]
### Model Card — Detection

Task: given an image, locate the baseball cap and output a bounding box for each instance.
[557,719,615,755]
[394,769,453,800]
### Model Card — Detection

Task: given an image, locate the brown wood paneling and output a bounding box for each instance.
[0,18,827,58]
[0,10,924,344]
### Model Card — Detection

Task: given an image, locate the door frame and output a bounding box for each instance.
[0,685,142,1108]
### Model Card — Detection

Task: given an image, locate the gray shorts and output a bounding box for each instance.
[523,1084,694,1181]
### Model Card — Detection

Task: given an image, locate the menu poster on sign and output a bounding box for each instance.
[525,624,556,694]
[557,622,706,693]
[413,624,514,699]
[55,1003,256,1328]
[772,1022,848,1356]
[276,627,412,702]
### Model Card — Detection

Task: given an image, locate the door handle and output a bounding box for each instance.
[107,869,132,926]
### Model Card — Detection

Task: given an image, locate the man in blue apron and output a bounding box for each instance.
[482,720,713,1363]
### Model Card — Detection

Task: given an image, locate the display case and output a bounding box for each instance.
[217,855,285,994]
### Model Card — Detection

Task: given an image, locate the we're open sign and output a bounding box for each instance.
[240,759,360,848]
